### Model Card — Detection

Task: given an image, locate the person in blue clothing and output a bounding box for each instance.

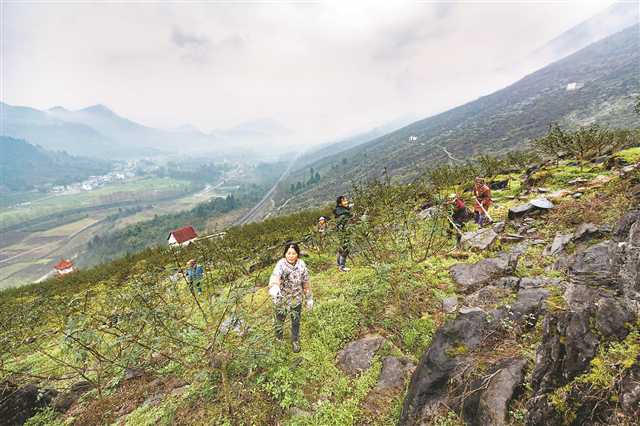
[185,259,204,294]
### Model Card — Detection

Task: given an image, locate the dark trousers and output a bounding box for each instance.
[337,249,348,268]
[275,303,302,342]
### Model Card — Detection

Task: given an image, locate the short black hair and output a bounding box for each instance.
[283,242,301,258]
[336,195,347,206]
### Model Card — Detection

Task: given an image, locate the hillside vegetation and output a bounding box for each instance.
[0,137,111,193]
[275,25,640,212]
[1,124,639,425]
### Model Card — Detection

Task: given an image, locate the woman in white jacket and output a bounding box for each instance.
[268,243,313,353]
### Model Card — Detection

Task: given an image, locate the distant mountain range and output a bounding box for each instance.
[1,102,293,160]
[276,24,640,211]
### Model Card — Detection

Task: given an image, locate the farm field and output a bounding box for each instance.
[0,178,231,289]
[0,177,196,232]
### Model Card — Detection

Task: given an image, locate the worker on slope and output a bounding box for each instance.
[334,195,353,272]
[185,259,204,294]
[268,243,313,353]
[317,216,328,250]
[446,193,468,245]
[473,177,493,227]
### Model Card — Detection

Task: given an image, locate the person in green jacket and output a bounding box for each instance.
[334,195,353,272]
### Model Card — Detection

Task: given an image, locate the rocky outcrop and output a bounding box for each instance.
[508,198,554,220]
[403,209,640,426]
[53,381,93,412]
[460,228,499,251]
[458,358,527,426]
[450,252,519,294]
[362,356,416,419]
[0,383,58,425]
[376,357,416,390]
[399,310,500,424]
[525,210,640,425]
[337,335,385,377]
[543,232,573,256]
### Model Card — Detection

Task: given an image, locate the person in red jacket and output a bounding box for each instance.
[473,177,492,226]
[446,193,469,245]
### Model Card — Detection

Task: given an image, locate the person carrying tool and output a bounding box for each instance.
[445,193,468,245]
[473,177,493,226]
[185,259,204,294]
[268,243,313,353]
[334,195,353,272]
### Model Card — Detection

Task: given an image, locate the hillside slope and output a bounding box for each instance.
[0,136,111,192]
[276,25,640,211]
[1,143,638,425]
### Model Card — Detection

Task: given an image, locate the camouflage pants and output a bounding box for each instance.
[274,303,302,342]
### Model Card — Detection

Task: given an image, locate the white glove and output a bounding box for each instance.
[268,285,280,302]
[306,297,314,310]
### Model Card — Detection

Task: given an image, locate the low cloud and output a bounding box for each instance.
[4,1,618,146]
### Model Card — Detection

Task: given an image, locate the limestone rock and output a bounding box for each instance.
[400,310,496,425]
[569,241,616,286]
[542,232,573,256]
[450,252,518,294]
[376,357,416,390]
[530,197,554,210]
[0,383,58,425]
[573,222,605,242]
[493,221,506,234]
[418,207,437,220]
[620,363,640,417]
[53,381,93,412]
[460,228,498,251]
[461,358,528,426]
[441,297,459,313]
[337,335,385,377]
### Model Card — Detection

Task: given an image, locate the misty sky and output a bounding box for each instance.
[2,0,618,146]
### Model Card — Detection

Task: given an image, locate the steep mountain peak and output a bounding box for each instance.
[79,104,116,116]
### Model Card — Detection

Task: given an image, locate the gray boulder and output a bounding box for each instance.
[460,358,528,426]
[508,198,554,220]
[573,222,606,242]
[337,335,385,377]
[569,241,616,286]
[530,197,554,209]
[0,383,58,425]
[460,228,498,251]
[400,310,497,425]
[509,288,550,320]
[376,357,416,390]
[595,296,635,340]
[620,363,640,417]
[53,381,93,412]
[418,207,438,220]
[441,297,459,314]
[518,277,562,290]
[508,203,535,219]
[542,232,573,256]
[450,252,518,293]
[613,209,640,242]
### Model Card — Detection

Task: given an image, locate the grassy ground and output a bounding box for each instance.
[1,149,638,425]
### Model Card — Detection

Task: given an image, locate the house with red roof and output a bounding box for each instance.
[54,259,75,276]
[168,225,198,247]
